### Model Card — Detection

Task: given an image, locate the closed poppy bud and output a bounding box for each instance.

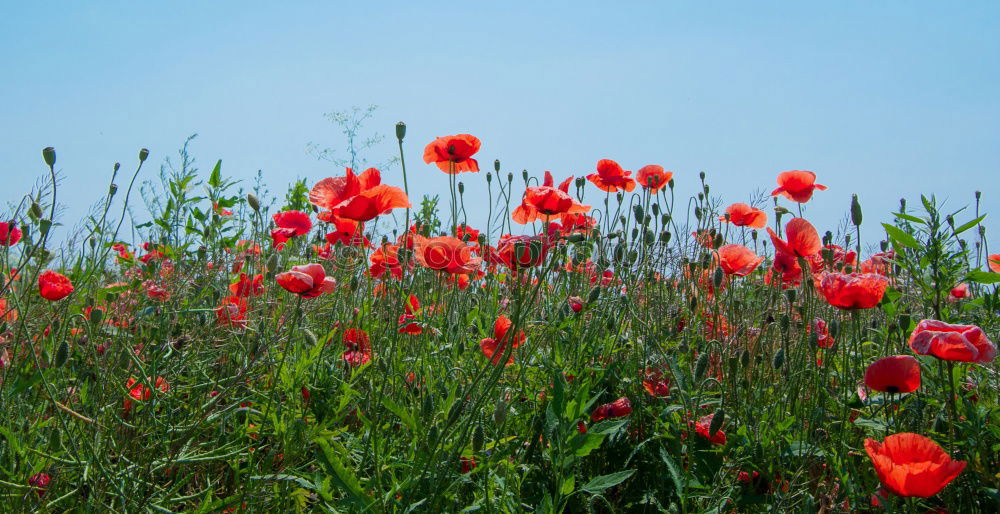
[567,296,584,313]
[773,348,785,369]
[39,219,52,236]
[457,182,464,194]
[850,194,863,226]
[709,408,725,437]
[694,353,710,381]
[247,193,260,212]
[897,313,911,331]
[713,267,724,288]
[395,121,406,141]
[42,147,56,167]
[472,424,484,452]
[694,206,702,220]
[486,172,492,183]
[660,231,671,243]
[507,172,513,183]
[30,202,43,218]
[586,286,601,303]
[689,295,698,312]
[740,349,750,367]
[785,288,797,303]
[668,178,674,189]
[138,148,149,162]
[493,159,500,172]
[422,395,434,418]
[633,205,644,222]
[521,170,528,181]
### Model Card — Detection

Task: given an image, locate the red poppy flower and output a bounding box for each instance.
[716,244,764,276]
[567,296,584,313]
[864,355,921,393]
[270,210,313,249]
[38,270,73,301]
[0,298,17,322]
[342,328,372,366]
[908,319,996,363]
[229,273,264,297]
[635,165,671,193]
[861,250,895,276]
[460,456,477,473]
[0,222,22,246]
[275,263,336,298]
[949,283,969,300]
[694,414,726,445]
[324,217,372,248]
[423,134,481,173]
[512,171,590,224]
[692,229,721,249]
[413,235,481,275]
[587,159,636,193]
[767,218,821,258]
[145,281,169,301]
[124,376,169,411]
[398,294,422,335]
[811,318,834,348]
[720,203,767,229]
[817,272,889,310]
[369,244,403,280]
[864,433,966,498]
[770,170,827,203]
[558,212,597,235]
[310,168,409,222]
[28,472,50,497]
[216,295,248,327]
[455,224,480,242]
[591,397,632,422]
[641,368,671,398]
[989,254,1000,273]
[493,234,551,269]
[807,244,857,274]
[480,315,525,366]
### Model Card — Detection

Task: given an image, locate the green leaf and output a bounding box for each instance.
[380,396,416,431]
[967,270,1000,284]
[893,212,926,225]
[314,438,372,507]
[208,160,223,188]
[569,431,607,457]
[580,469,636,494]
[882,223,920,250]
[954,214,986,235]
[659,447,685,498]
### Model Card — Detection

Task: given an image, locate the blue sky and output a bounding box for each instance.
[2,1,998,250]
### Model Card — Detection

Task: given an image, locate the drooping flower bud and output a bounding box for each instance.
[850,194,863,227]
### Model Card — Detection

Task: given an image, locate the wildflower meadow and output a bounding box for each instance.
[0,129,997,513]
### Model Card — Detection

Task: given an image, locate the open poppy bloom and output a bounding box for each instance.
[423,134,481,173]
[413,235,481,275]
[767,218,821,258]
[493,234,551,269]
[989,254,1000,273]
[817,272,889,309]
[861,250,895,276]
[480,315,525,366]
[324,217,372,248]
[512,171,590,224]
[229,273,264,297]
[641,368,671,398]
[908,319,996,363]
[342,328,372,366]
[398,294,422,335]
[215,295,248,327]
[635,165,671,193]
[864,433,966,498]
[587,159,636,193]
[309,168,410,222]
[811,318,834,348]
[771,170,827,203]
[455,224,480,242]
[864,355,921,393]
[270,210,313,249]
[694,414,726,445]
[124,376,170,412]
[0,222,22,246]
[38,270,74,301]
[716,244,764,276]
[369,244,403,280]
[591,397,632,422]
[720,203,767,229]
[275,263,336,298]
[949,283,969,301]
[558,212,597,235]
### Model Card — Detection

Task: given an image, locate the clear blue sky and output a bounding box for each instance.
[2,1,998,250]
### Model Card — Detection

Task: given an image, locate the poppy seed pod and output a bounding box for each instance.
[507,172,513,183]
[42,147,56,167]
[109,183,118,197]
[457,182,464,194]
[485,172,492,183]
[247,193,260,212]
[493,159,500,172]
[850,194,863,226]
[395,121,406,141]
[138,148,149,162]
[521,170,529,181]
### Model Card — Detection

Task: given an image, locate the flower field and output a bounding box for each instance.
[0,131,997,512]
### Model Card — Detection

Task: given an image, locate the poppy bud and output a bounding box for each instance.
[785,288,796,304]
[472,424,484,452]
[773,348,785,369]
[90,308,104,325]
[668,178,675,189]
[486,172,492,183]
[304,329,318,346]
[750,230,757,241]
[708,408,725,437]
[575,177,585,188]
[492,399,506,424]
[828,319,840,339]
[493,159,500,172]
[946,215,954,227]
[54,340,68,367]
[628,249,638,264]
[694,353,709,381]
[457,182,464,194]
[689,295,698,312]
[740,349,750,368]
[247,193,260,212]
[521,170,529,182]
[42,147,56,167]
[428,425,439,445]
[266,254,279,275]
[713,233,723,248]
[660,231,671,243]
[619,215,627,228]
[651,203,660,216]
[30,202,43,218]
[779,313,789,333]
[395,121,406,141]
[694,207,702,221]
[109,183,118,197]
[713,267,724,288]
[39,219,52,236]
[643,228,655,245]
[138,148,149,163]
[507,172,513,183]
[845,233,851,246]
[897,313,911,331]
[850,194,863,227]
[975,190,981,201]
[89,237,97,249]
[447,399,464,424]
[631,228,639,239]
[633,205,644,222]
[349,275,359,291]
[587,286,601,303]
[422,395,434,418]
